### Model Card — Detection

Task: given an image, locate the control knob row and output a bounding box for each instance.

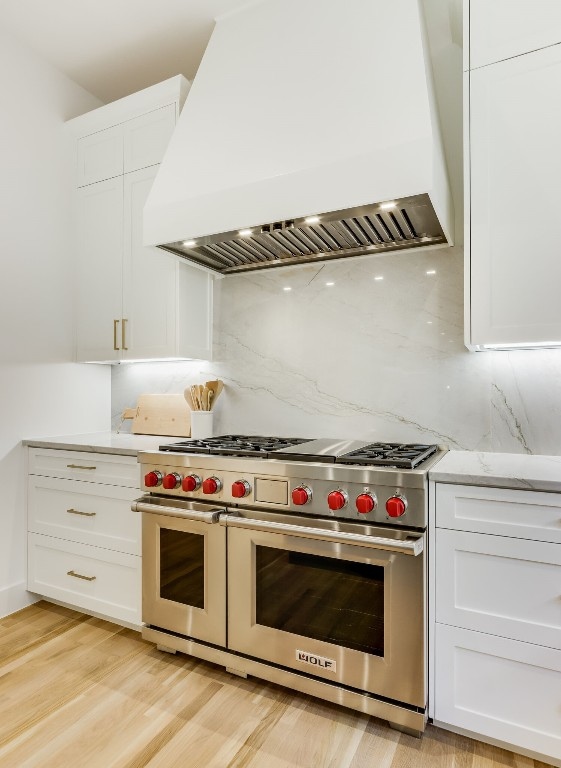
[291,486,407,517]
[144,471,247,496]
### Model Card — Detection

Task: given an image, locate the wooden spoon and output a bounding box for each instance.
[184,387,196,411]
[190,385,200,410]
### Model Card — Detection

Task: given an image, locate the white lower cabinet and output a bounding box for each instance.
[27,449,141,627]
[435,625,561,762]
[436,529,561,650]
[433,483,561,766]
[28,534,141,626]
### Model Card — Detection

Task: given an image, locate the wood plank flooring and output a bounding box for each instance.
[0,602,554,768]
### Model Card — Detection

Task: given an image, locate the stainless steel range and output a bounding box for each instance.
[134,435,445,736]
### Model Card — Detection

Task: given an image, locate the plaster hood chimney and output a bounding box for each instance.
[144,0,453,274]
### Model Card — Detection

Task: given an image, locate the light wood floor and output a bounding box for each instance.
[0,602,553,768]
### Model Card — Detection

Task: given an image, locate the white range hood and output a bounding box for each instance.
[144,0,453,274]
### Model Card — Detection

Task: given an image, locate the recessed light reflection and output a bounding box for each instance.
[305,215,320,224]
[283,286,292,292]
[239,229,253,237]
[325,281,335,287]
[427,321,433,324]
[374,276,384,281]
[380,202,396,210]
[183,240,197,248]
[426,270,436,275]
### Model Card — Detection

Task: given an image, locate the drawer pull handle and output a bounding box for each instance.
[67,508,96,517]
[67,570,96,582]
[66,464,97,470]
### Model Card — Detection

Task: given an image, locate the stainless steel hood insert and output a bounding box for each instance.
[160,194,446,274]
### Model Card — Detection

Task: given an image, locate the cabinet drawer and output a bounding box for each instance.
[77,124,123,186]
[436,529,561,649]
[28,448,139,488]
[435,624,561,764]
[436,484,561,543]
[28,533,140,625]
[28,477,140,555]
[123,104,175,173]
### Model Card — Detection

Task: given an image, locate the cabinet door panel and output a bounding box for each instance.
[28,533,140,626]
[123,105,175,174]
[28,477,140,554]
[436,529,561,649]
[77,125,122,186]
[435,483,561,543]
[470,46,561,345]
[470,0,561,70]
[122,166,176,360]
[76,178,123,362]
[435,625,561,764]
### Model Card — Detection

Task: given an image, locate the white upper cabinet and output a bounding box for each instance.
[469,45,561,346]
[123,105,176,174]
[77,125,123,186]
[469,0,561,70]
[69,76,213,364]
[465,2,561,348]
[76,177,124,362]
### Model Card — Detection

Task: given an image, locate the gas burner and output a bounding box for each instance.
[160,434,311,457]
[336,442,438,469]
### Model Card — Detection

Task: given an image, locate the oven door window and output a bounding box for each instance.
[255,546,384,656]
[159,528,204,608]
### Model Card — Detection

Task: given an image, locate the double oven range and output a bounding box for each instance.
[134,435,445,735]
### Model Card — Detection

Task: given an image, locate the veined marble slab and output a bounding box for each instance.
[23,432,177,457]
[430,450,561,492]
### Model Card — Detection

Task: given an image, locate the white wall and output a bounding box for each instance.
[0,32,111,617]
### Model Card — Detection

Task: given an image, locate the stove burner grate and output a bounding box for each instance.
[159,434,311,457]
[336,442,438,469]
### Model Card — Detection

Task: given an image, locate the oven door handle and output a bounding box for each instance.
[226,517,424,556]
[131,500,222,524]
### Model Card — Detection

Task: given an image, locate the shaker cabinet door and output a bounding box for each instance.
[469,45,561,346]
[122,166,177,360]
[123,105,176,174]
[76,177,124,362]
[77,125,123,187]
[469,0,561,70]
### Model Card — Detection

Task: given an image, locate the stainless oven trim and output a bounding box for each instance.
[133,498,222,523]
[226,518,425,707]
[140,500,227,647]
[224,515,423,555]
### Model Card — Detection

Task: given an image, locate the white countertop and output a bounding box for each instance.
[430,450,561,493]
[23,432,178,457]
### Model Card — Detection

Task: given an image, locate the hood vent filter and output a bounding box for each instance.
[160,193,446,274]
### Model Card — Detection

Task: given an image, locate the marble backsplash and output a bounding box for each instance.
[112,245,561,455]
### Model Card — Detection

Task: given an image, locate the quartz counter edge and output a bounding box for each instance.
[23,432,178,457]
[429,450,561,493]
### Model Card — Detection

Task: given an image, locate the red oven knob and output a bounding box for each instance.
[144,470,162,488]
[232,480,251,498]
[327,490,348,511]
[182,474,202,492]
[356,493,376,514]
[292,486,312,505]
[203,476,222,494]
[162,472,182,490]
[386,495,407,517]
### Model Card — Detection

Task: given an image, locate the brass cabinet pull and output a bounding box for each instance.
[67,570,96,582]
[67,508,96,517]
[122,318,128,350]
[114,319,120,351]
[66,464,97,470]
